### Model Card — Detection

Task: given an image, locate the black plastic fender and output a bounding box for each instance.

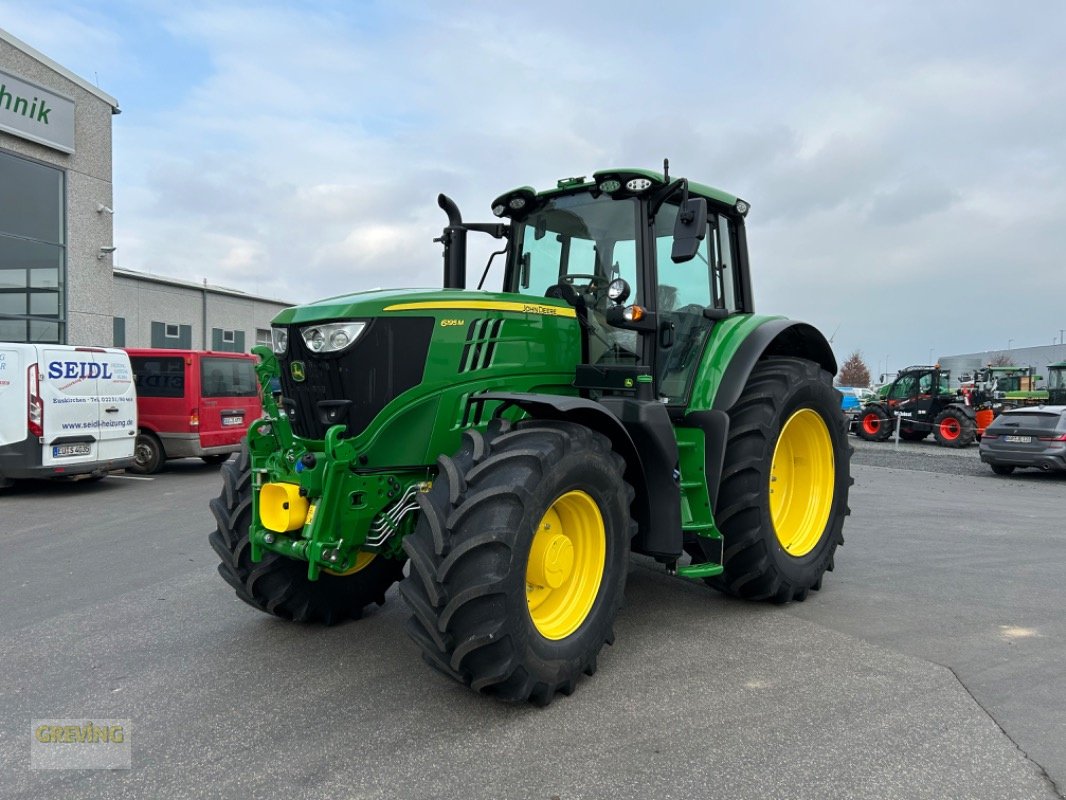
[472,392,683,561]
[711,320,837,412]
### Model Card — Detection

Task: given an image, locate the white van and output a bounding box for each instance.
[0,343,137,486]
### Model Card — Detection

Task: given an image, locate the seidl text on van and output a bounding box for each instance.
[125,349,262,473]
[0,343,137,487]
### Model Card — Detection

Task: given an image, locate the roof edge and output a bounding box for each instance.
[113,267,292,306]
[0,26,120,111]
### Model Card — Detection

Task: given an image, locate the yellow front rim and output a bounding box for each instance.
[769,408,835,557]
[526,491,606,640]
[323,551,376,577]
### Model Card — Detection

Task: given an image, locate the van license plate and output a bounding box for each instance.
[1004,435,1032,443]
[222,416,244,426]
[53,444,91,457]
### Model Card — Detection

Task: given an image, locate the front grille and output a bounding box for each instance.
[278,317,434,439]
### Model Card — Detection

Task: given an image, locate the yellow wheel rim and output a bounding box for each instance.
[526,490,606,640]
[323,551,376,577]
[769,408,835,557]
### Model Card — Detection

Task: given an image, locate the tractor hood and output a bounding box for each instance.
[271,288,576,326]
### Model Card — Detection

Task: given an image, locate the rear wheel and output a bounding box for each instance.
[933,408,976,448]
[399,420,634,704]
[202,454,230,466]
[130,432,164,474]
[209,443,405,623]
[856,404,892,441]
[692,357,851,602]
[991,464,1015,476]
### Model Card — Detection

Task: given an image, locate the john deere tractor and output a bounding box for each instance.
[210,166,851,704]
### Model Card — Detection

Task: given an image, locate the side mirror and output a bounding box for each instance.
[671,197,708,263]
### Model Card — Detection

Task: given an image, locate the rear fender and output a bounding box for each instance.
[696,318,836,517]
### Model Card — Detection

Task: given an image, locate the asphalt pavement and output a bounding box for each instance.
[1,444,1063,799]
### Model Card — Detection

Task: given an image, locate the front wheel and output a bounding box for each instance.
[399,420,634,704]
[933,408,976,448]
[692,357,851,602]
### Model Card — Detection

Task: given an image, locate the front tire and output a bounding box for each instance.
[692,357,851,602]
[399,420,634,704]
[933,408,976,448]
[209,443,405,624]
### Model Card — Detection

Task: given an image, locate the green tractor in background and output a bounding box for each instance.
[1048,362,1066,405]
[210,166,851,704]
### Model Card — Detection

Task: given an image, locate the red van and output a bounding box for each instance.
[125,349,262,473]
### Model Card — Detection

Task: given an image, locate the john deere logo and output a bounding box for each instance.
[290,362,306,382]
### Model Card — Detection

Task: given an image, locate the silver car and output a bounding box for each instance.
[979,406,1066,475]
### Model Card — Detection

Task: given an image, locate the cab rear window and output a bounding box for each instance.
[131,356,185,398]
[201,357,257,398]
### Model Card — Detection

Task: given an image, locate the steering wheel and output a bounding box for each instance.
[559,273,610,296]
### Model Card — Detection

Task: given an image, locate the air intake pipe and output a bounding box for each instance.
[438,194,466,290]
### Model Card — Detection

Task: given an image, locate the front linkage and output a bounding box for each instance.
[245,346,427,580]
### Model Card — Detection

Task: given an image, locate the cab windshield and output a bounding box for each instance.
[512,194,640,302]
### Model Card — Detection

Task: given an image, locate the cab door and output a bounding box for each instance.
[653,203,739,405]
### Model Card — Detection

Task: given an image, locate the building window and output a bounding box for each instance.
[211,327,245,353]
[256,327,271,346]
[113,316,125,347]
[151,321,191,349]
[0,150,65,343]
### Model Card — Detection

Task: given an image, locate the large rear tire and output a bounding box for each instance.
[399,420,634,704]
[692,357,851,602]
[209,443,405,624]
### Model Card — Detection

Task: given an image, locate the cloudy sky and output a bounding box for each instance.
[4,1,1065,375]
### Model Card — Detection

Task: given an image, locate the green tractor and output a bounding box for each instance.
[1048,362,1066,405]
[209,166,851,704]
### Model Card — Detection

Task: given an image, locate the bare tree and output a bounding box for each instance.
[987,352,1015,367]
[837,350,871,387]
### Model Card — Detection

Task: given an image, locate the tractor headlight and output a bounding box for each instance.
[271,326,289,355]
[300,322,365,354]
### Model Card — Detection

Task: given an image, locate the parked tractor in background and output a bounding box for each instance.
[855,365,977,447]
[968,365,1047,406]
[209,165,851,704]
[1048,362,1066,405]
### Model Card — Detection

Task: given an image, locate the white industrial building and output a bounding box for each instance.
[1,27,290,351]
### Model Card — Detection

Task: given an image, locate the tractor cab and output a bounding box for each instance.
[444,166,754,408]
[1048,362,1066,405]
